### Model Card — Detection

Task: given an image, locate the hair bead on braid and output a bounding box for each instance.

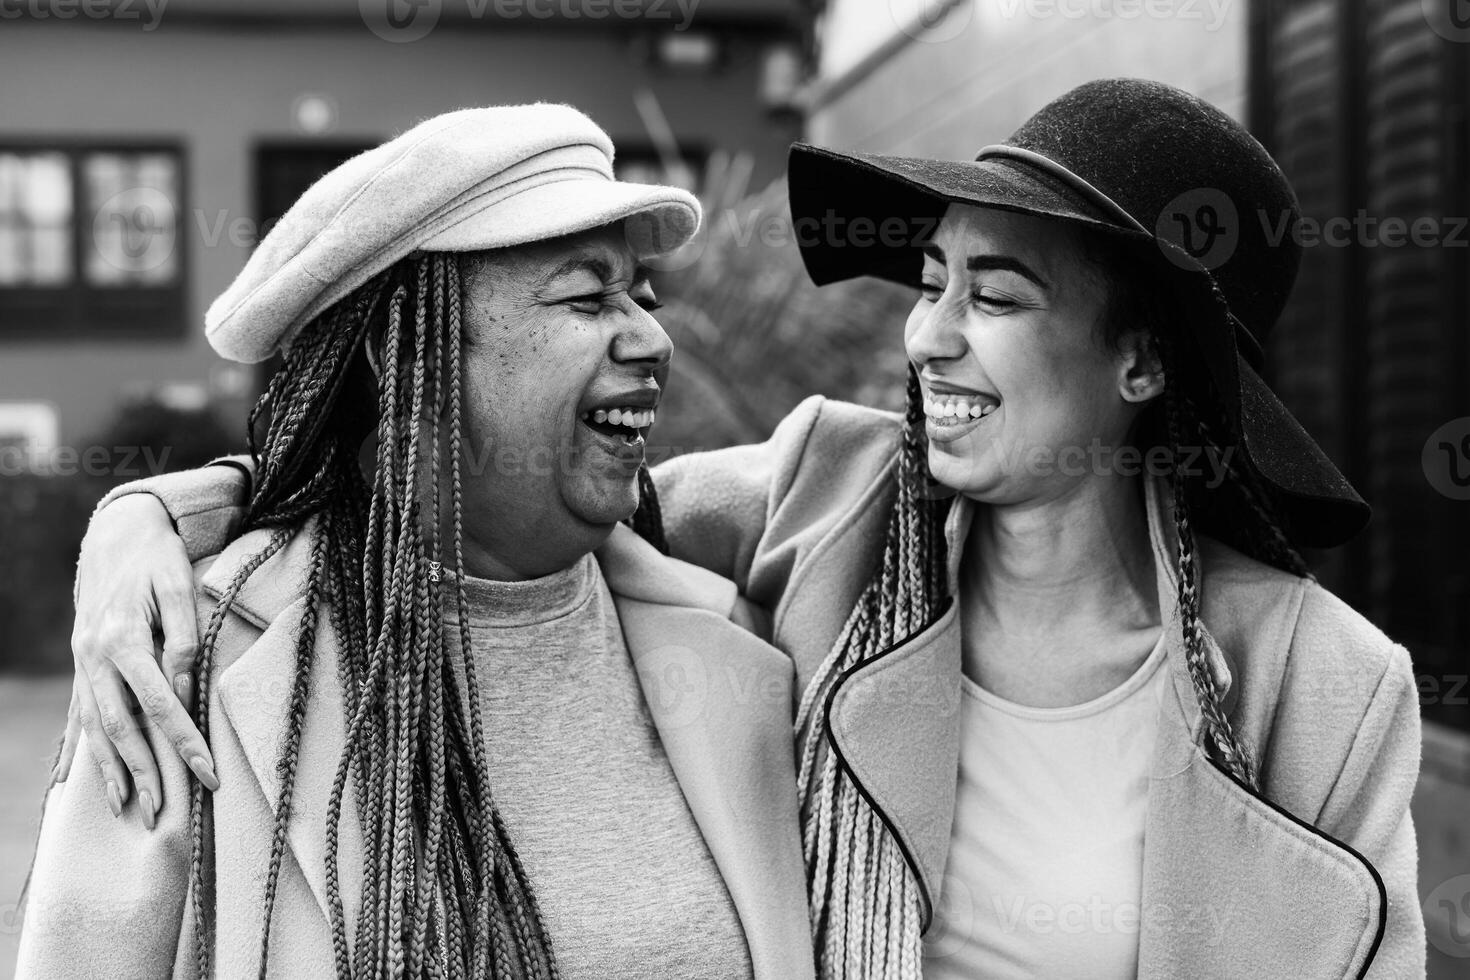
[186,251,667,978]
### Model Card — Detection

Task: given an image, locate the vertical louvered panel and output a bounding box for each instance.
[1363,0,1460,676]
[1265,0,1359,596]
[1258,0,1469,730]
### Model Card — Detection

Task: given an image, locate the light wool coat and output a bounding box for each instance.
[30,394,1425,979]
[654,396,1426,980]
[18,520,814,980]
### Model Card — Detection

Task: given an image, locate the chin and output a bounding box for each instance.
[565,476,642,528]
[927,445,1001,498]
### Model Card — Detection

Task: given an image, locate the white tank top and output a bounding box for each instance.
[922,634,1169,980]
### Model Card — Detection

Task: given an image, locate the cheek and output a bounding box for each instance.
[902,302,927,357]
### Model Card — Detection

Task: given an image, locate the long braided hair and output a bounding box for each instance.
[186,251,668,979]
[792,233,1311,977]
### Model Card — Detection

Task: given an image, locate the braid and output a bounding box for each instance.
[628,465,669,554]
[794,366,950,979]
[187,253,602,978]
[1156,330,1259,788]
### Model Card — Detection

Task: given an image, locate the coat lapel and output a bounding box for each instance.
[817,476,1387,978]
[1136,476,1386,980]
[199,525,365,934]
[599,525,816,980]
[205,524,813,980]
[820,495,971,928]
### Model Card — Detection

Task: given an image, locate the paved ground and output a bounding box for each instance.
[0,676,67,980]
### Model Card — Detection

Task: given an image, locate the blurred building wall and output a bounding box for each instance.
[0,11,801,445]
[807,0,1246,156]
[1252,0,1470,734]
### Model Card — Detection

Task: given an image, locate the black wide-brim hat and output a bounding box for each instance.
[788,77,1369,549]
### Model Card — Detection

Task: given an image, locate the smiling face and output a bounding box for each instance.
[906,205,1162,504]
[451,223,671,577]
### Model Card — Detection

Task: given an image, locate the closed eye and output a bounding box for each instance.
[565,290,664,314]
[973,290,1018,311]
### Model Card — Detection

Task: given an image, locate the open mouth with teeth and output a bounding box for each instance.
[580,406,656,444]
[923,393,1001,426]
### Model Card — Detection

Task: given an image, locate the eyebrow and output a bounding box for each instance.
[539,253,652,291]
[921,244,1050,291]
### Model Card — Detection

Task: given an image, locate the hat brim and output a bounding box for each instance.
[787,141,1371,549]
[787,142,1143,289]
[216,177,700,364]
[420,176,700,260]
[1236,356,1370,547]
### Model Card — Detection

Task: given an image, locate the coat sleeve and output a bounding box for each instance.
[1312,640,1426,979]
[16,722,196,980]
[93,456,254,563]
[651,396,824,594]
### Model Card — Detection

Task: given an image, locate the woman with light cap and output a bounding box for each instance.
[18,104,814,980]
[61,80,1424,979]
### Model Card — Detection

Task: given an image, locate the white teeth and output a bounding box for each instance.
[924,393,1000,421]
[583,407,656,429]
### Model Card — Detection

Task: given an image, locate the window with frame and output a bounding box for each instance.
[0,143,186,339]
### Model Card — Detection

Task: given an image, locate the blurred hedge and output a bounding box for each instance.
[0,399,240,675]
[0,472,118,674]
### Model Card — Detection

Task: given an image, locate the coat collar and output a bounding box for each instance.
[198,522,814,980]
[823,476,1386,976]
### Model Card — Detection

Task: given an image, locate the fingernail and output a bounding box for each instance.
[173,673,192,705]
[140,790,156,831]
[106,781,122,817]
[190,755,219,792]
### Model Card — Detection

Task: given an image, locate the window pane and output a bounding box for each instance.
[84,151,179,286]
[0,152,74,285]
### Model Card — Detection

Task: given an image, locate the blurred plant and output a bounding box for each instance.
[654,166,917,455]
[89,393,242,473]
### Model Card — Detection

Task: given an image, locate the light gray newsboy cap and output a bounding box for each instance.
[205,104,701,363]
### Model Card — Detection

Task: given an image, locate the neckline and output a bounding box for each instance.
[961,631,1168,722]
[444,552,599,627]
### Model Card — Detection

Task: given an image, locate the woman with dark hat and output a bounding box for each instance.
[62,80,1423,979]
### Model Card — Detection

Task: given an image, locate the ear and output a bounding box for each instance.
[1117,331,1165,404]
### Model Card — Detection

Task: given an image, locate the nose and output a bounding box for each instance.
[905,291,967,367]
[611,304,673,370]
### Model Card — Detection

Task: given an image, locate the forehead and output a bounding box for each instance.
[501,223,641,280]
[460,221,646,299]
[929,204,1084,279]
